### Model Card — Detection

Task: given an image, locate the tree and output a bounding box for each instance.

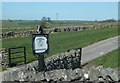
[40,17,47,28]
[41,17,47,22]
[47,17,51,22]
[8,19,13,22]
[40,17,52,29]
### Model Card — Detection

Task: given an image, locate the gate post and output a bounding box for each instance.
[79,48,82,68]
[8,48,11,67]
[23,46,26,64]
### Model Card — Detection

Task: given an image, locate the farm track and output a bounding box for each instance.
[81,35,119,64]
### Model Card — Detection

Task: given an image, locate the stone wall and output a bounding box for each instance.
[1,48,81,69]
[1,30,37,39]
[2,27,36,30]
[45,49,81,71]
[2,49,120,82]
[1,25,117,39]
[3,49,81,81]
[0,48,8,67]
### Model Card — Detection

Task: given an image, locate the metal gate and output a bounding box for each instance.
[8,46,26,67]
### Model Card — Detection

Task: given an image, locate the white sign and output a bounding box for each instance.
[33,35,48,54]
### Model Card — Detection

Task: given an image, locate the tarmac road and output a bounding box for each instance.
[81,36,120,64]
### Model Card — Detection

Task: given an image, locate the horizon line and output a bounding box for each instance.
[1,18,118,21]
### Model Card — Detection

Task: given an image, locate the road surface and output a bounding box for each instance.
[81,36,119,64]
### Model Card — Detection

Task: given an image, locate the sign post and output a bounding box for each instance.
[38,53,45,72]
[32,33,49,72]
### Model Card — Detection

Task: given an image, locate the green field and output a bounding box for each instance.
[1,20,117,34]
[2,20,40,28]
[2,27,118,63]
[88,48,119,68]
[2,20,117,29]
[1,20,93,28]
[2,28,35,33]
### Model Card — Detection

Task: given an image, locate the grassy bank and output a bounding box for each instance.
[87,48,119,68]
[2,27,118,63]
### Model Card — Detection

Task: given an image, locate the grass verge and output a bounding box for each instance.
[86,48,119,68]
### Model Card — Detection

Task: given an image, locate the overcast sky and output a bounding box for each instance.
[2,2,118,21]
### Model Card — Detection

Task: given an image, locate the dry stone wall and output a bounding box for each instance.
[3,49,81,81]
[1,30,37,38]
[1,25,117,39]
[45,49,81,71]
[0,48,8,67]
[2,49,120,82]
[1,49,81,69]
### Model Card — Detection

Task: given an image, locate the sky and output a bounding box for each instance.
[2,2,118,21]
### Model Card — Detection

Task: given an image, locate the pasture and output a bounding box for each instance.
[2,20,117,33]
[2,27,118,63]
